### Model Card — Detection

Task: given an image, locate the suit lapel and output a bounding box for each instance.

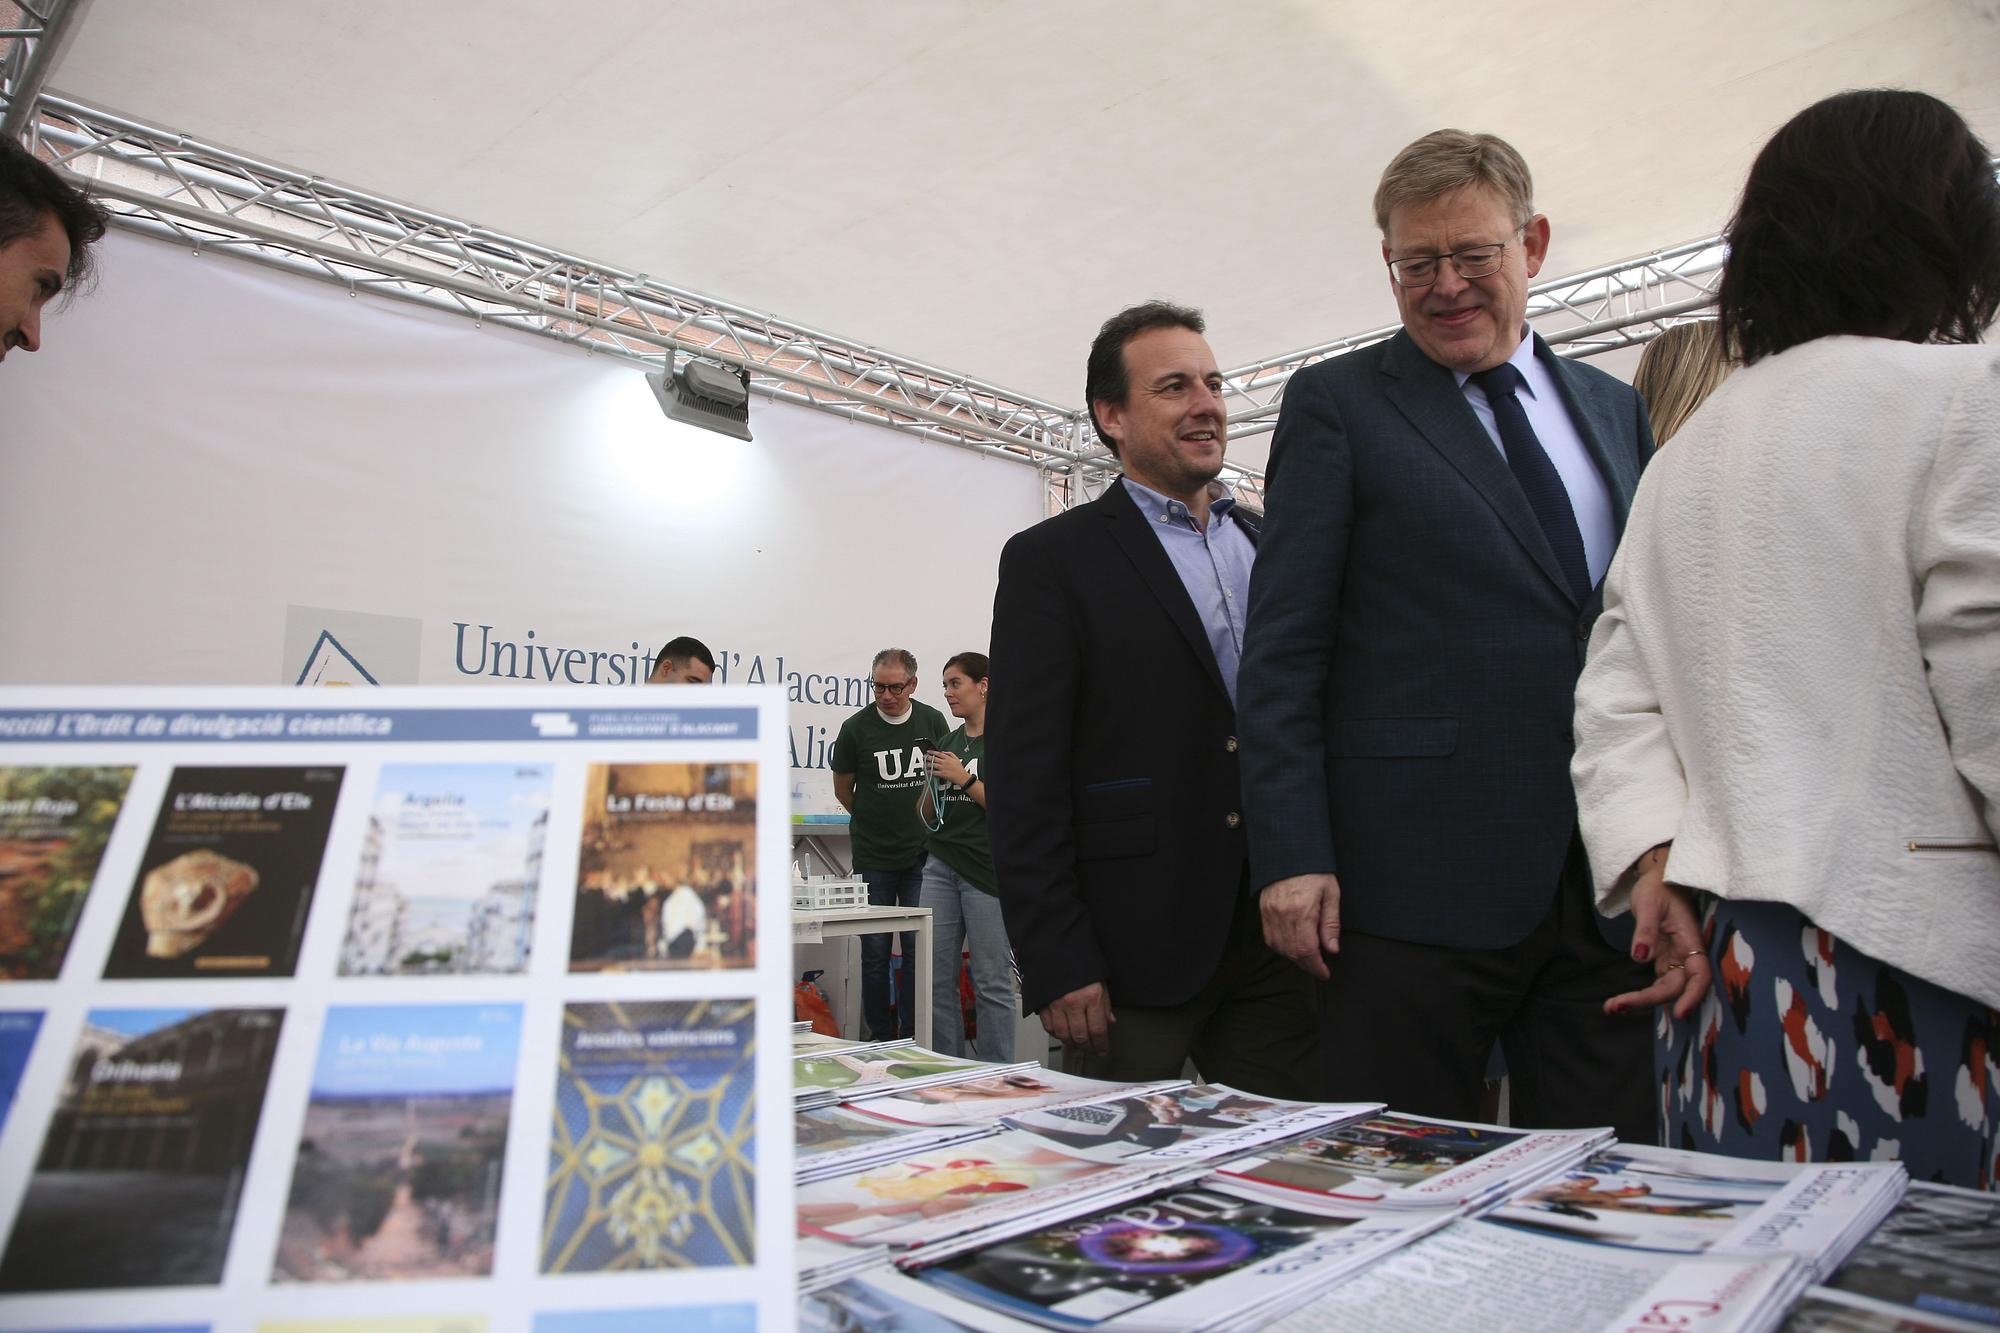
[1537,335,1642,530]
[1379,331,1577,603]
[1097,483,1231,700]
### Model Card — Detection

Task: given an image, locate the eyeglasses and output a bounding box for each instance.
[871,679,915,695]
[1386,235,1517,288]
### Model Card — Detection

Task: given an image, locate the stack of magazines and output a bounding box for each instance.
[1778,1180,2000,1331]
[796,1104,996,1185]
[999,1085,1380,1166]
[1212,1111,1611,1212]
[794,1041,1040,1111]
[845,1068,1193,1129]
[1487,1142,1908,1279]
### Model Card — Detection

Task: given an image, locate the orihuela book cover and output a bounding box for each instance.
[338,762,552,977]
[0,764,134,979]
[542,999,756,1273]
[104,765,344,979]
[569,763,756,972]
[274,1002,523,1282]
[0,1005,284,1291]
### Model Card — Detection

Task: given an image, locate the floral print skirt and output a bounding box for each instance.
[1659,895,1999,1190]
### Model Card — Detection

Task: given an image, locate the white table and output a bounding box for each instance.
[793,904,934,1048]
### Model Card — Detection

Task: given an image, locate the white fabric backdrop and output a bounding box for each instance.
[2,231,1046,815]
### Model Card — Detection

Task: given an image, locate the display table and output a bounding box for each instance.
[794,904,934,1047]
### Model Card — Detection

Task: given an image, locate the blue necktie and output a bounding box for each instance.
[1470,362,1590,601]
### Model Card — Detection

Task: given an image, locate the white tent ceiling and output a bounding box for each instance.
[41,0,2000,421]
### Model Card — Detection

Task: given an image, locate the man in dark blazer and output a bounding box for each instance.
[986,302,1318,1098]
[1240,131,1658,1140]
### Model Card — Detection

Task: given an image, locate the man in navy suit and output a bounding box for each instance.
[986,302,1317,1098]
[1239,131,1657,1139]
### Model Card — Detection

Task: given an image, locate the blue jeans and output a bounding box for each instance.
[860,858,924,1042]
[920,858,1017,1063]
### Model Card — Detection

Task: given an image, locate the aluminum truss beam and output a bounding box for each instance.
[15,93,1113,476]
[0,0,87,140]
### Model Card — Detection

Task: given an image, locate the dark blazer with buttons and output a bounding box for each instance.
[1238,329,1653,949]
[986,481,1256,1016]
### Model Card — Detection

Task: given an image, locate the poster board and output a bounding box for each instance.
[0,686,793,1332]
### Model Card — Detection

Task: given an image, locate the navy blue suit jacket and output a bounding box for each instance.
[987,482,1257,1015]
[1238,330,1653,948]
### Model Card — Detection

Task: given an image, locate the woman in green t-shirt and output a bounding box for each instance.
[916,651,1015,1062]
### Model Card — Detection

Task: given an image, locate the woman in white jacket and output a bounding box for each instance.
[1573,89,2000,1187]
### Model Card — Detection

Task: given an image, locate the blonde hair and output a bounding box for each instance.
[1374,130,1535,232]
[1631,321,1733,445]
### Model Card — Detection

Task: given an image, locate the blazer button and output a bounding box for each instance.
[1576,622,1591,641]
[1225,812,1242,829]
[1224,736,1239,753]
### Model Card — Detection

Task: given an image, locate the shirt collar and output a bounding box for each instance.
[1122,477,1236,529]
[1452,326,1542,397]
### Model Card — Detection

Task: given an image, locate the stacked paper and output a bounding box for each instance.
[1488,1143,1907,1280]
[1001,1085,1379,1166]
[867,1178,1449,1331]
[793,1042,1040,1110]
[797,1104,996,1184]
[848,1068,1194,1128]
[1796,1180,2000,1330]
[1213,1111,1610,1212]
[798,1233,898,1293]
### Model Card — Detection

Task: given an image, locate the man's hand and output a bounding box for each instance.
[1040,981,1115,1055]
[1261,873,1341,980]
[1604,850,1711,1021]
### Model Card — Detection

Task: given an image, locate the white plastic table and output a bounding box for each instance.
[793,904,934,1048]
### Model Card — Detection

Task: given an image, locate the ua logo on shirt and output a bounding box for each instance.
[873,746,927,782]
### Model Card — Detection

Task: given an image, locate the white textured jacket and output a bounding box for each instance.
[1574,336,2000,1009]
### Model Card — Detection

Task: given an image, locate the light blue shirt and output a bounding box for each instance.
[1121,477,1255,705]
[1456,333,1617,586]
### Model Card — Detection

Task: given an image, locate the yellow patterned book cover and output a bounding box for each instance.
[541,999,755,1272]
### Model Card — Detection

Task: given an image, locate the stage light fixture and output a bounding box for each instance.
[647,356,753,441]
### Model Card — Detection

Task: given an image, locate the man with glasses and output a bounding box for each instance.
[1238,131,1658,1139]
[832,648,948,1042]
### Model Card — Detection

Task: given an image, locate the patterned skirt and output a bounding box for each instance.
[1659,895,2000,1190]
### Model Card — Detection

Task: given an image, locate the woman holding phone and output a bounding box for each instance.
[917,651,1015,1061]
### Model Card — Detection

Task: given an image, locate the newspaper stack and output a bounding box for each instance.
[793,1042,1040,1111]
[861,1177,1451,1331]
[847,1067,1193,1129]
[797,1234,898,1294]
[1001,1085,1379,1167]
[794,1028,866,1054]
[1789,1180,2000,1331]
[1261,1216,1810,1333]
[1212,1110,1610,1212]
[796,1104,996,1185]
[1487,1143,1908,1281]
[796,1125,1215,1252]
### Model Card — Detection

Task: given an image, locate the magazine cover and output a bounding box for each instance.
[104,765,344,978]
[570,763,756,972]
[1003,1085,1367,1163]
[911,1184,1371,1329]
[274,1003,523,1282]
[1217,1111,1587,1206]
[1490,1143,1804,1250]
[542,999,757,1273]
[337,763,552,976]
[0,1009,42,1132]
[0,765,134,979]
[793,1044,1004,1099]
[851,1070,1188,1128]
[0,1006,284,1291]
[798,1105,934,1160]
[532,1307,755,1332]
[803,1276,984,1332]
[1820,1181,2000,1326]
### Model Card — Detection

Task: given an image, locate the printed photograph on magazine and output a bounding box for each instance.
[1216,1111,1595,1206]
[849,1069,1187,1128]
[1002,1085,1368,1165]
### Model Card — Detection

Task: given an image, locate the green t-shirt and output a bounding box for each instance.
[830,700,947,871]
[924,725,994,894]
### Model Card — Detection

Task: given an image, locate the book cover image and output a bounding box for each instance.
[569,763,756,972]
[0,765,135,979]
[274,1003,523,1283]
[104,766,345,979]
[542,999,756,1274]
[338,763,552,977]
[0,1009,43,1132]
[919,1185,1357,1323]
[0,1006,284,1292]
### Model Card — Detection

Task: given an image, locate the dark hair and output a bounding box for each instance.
[0,137,110,289]
[1084,301,1206,454]
[1718,89,2000,365]
[942,651,989,682]
[654,635,716,672]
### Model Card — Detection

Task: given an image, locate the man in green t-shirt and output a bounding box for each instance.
[830,647,948,1041]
